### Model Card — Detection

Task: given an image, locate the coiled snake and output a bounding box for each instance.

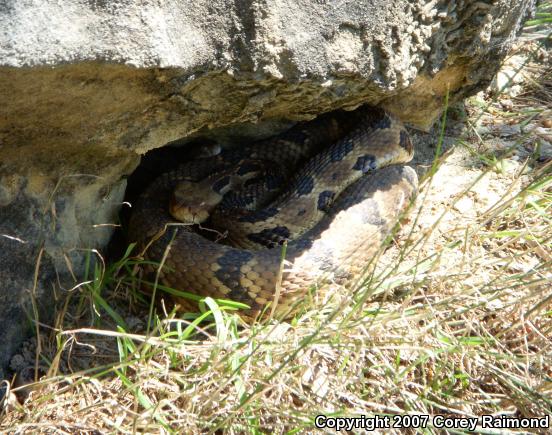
[128,106,418,321]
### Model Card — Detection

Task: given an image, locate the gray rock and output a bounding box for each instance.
[0,0,536,374]
[1,0,536,136]
[0,151,138,374]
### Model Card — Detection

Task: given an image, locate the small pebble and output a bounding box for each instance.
[537,140,552,161]
[532,127,552,142]
[453,196,474,215]
[495,124,521,137]
[500,99,514,110]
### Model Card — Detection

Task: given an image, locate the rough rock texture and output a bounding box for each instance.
[0,0,536,375]
[0,148,138,379]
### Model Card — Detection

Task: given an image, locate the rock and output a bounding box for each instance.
[1,1,536,137]
[477,123,524,139]
[0,148,138,374]
[0,0,537,374]
[528,125,552,143]
[490,54,529,97]
[500,99,514,111]
[472,181,503,210]
[491,124,522,137]
[453,196,475,215]
[537,140,552,161]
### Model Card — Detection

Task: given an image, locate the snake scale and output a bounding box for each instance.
[128,106,418,321]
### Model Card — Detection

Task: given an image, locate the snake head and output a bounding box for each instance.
[169,181,222,224]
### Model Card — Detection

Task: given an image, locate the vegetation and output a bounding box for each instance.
[1,5,550,434]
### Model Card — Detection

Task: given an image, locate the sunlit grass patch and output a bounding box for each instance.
[3,126,550,433]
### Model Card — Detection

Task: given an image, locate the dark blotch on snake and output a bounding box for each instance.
[243,178,258,188]
[212,175,231,194]
[236,161,263,176]
[329,139,354,162]
[238,207,279,223]
[238,173,283,195]
[284,128,310,145]
[296,176,314,196]
[353,155,377,174]
[263,173,284,191]
[317,190,335,212]
[219,191,252,210]
[215,250,254,303]
[247,226,291,248]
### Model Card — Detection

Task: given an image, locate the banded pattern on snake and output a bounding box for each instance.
[128,106,418,321]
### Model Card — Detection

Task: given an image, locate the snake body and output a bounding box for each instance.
[128,106,418,321]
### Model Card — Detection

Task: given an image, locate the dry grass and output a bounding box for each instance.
[1,11,551,435]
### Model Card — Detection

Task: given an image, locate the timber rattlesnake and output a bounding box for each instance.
[128,106,417,321]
